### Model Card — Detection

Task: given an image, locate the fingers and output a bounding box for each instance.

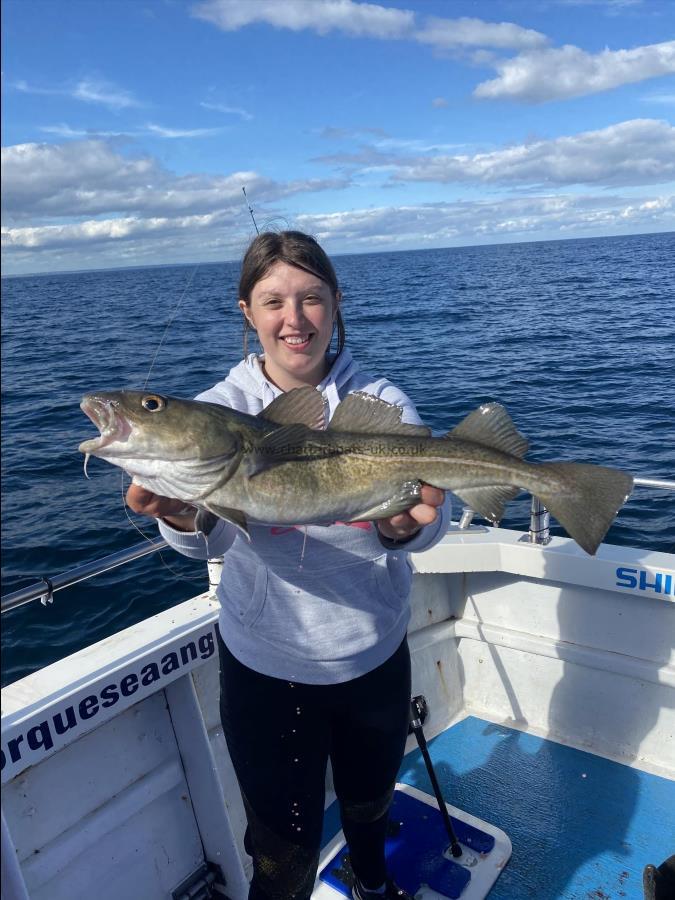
[125,483,190,519]
[418,484,445,508]
[376,486,446,541]
[407,503,439,526]
[376,505,434,541]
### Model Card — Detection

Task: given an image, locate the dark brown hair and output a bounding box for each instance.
[239,230,345,357]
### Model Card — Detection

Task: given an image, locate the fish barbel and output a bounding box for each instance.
[79,387,633,555]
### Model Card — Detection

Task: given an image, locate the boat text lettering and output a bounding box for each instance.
[615,567,674,597]
[1,630,215,773]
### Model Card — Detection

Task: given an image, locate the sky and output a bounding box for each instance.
[1,0,674,275]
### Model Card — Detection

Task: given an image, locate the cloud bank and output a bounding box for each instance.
[2,122,673,274]
[315,119,675,188]
[191,0,675,102]
[1,140,347,223]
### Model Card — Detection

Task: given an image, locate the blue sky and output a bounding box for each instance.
[2,0,674,274]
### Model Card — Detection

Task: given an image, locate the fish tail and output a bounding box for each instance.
[534,462,633,555]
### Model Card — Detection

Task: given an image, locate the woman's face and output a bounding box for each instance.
[241,261,339,390]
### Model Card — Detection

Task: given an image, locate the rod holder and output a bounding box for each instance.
[526,497,551,545]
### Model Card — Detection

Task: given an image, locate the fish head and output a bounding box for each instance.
[79,390,244,498]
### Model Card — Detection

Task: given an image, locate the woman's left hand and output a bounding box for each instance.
[376,485,445,542]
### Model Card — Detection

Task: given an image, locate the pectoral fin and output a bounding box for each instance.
[346,480,423,522]
[202,502,250,538]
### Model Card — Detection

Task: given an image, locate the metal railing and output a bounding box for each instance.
[1,537,168,614]
[2,477,674,614]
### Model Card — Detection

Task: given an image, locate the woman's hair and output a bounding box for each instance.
[239,230,345,357]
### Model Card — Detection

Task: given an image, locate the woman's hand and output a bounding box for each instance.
[376,485,445,543]
[126,483,196,531]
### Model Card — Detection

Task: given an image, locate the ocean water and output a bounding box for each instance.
[2,232,674,687]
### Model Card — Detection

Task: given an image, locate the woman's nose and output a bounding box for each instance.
[285,300,306,327]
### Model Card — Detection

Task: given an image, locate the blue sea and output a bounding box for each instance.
[2,232,674,687]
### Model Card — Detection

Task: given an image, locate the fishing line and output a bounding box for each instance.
[120,473,204,584]
[143,263,199,390]
[119,263,200,569]
[123,190,260,570]
[298,525,308,571]
[143,183,258,390]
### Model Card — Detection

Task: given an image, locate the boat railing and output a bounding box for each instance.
[2,477,673,615]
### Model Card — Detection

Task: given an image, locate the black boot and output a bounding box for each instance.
[643,855,675,900]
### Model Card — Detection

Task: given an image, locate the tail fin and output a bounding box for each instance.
[535,462,633,555]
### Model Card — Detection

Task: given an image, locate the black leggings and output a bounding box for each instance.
[217,632,411,900]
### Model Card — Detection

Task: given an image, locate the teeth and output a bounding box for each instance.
[283,335,309,345]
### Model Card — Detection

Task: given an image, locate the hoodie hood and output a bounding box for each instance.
[211,349,360,421]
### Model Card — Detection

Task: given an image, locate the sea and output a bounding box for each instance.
[2,231,674,687]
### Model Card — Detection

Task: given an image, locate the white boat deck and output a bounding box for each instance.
[2,527,674,899]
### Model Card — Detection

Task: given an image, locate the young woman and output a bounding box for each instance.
[126,231,450,900]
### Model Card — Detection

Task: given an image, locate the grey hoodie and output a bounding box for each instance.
[158,349,451,684]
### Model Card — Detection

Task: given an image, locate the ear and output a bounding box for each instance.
[333,290,342,320]
[238,299,255,328]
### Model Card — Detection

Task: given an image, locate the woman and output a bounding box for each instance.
[127,231,450,900]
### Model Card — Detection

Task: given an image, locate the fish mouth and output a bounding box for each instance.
[78,395,131,455]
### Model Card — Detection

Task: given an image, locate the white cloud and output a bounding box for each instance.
[0,139,348,223]
[2,212,227,250]
[474,40,675,102]
[192,0,414,38]
[295,193,674,250]
[641,92,675,104]
[4,191,672,274]
[192,0,546,50]
[190,2,672,103]
[39,123,225,140]
[415,16,546,51]
[2,141,157,221]
[200,101,254,120]
[40,124,125,138]
[12,77,142,110]
[145,123,224,138]
[319,120,675,188]
[71,78,142,110]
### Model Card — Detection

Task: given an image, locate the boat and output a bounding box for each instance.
[2,485,674,900]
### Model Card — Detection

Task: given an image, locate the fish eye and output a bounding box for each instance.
[141,395,165,412]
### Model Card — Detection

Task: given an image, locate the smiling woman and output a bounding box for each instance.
[123,229,450,900]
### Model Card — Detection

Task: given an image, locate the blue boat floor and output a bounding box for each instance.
[321,715,675,900]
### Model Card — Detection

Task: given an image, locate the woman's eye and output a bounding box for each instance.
[142,395,165,412]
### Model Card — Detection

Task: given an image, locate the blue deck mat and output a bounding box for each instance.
[321,716,675,899]
[320,788,495,898]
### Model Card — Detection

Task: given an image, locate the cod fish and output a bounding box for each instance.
[79,388,633,556]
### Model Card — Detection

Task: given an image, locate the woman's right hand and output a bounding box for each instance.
[126,483,196,531]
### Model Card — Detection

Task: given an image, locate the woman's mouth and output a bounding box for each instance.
[281,333,313,351]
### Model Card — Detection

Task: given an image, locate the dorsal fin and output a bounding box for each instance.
[259,387,326,430]
[449,403,529,457]
[329,392,430,436]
